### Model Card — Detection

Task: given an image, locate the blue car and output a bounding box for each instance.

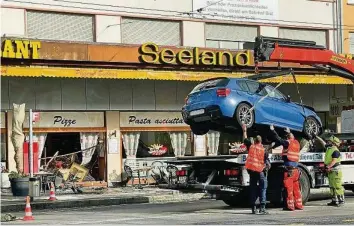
[182,77,322,136]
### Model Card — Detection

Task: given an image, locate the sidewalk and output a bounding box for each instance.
[1,187,210,213]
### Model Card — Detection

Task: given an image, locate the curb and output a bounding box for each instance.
[1,193,212,213]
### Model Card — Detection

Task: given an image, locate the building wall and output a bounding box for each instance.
[343,0,354,54]
[1,77,348,113]
[1,0,336,49]
[1,77,197,111]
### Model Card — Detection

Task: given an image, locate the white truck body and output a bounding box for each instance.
[226,152,354,187]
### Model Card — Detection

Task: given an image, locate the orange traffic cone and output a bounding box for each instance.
[48,182,57,201]
[23,196,34,221]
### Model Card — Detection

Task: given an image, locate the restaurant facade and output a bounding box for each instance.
[1,37,353,185]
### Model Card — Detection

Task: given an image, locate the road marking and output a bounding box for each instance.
[343,219,354,222]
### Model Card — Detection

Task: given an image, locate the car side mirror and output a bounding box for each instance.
[286,95,291,102]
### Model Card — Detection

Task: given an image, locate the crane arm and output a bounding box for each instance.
[253,36,354,82]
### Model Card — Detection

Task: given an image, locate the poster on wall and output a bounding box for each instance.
[120,112,188,128]
[192,0,278,24]
[23,112,104,128]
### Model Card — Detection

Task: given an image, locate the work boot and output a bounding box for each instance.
[338,195,345,206]
[327,201,340,207]
[251,205,258,214]
[259,205,269,215]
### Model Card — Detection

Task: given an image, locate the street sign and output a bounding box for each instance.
[32,112,40,122]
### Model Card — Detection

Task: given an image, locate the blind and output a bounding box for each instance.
[350,33,354,54]
[205,23,257,50]
[279,28,327,47]
[121,18,181,46]
[27,11,94,42]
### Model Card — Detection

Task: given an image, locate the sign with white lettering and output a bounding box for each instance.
[341,110,354,133]
[192,0,278,23]
[0,112,5,129]
[23,112,104,128]
[120,112,187,128]
[228,152,354,164]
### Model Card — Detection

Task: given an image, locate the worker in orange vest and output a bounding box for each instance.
[243,124,271,215]
[269,125,303,211]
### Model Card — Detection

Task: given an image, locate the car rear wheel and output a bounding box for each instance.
[303,117,321,137]
[190,124,209,135]
[235,103,254,128]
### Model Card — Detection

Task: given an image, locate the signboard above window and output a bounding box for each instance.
[192,0,279,24]
[120,112,187,128]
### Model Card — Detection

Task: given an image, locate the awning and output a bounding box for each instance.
[1,66,352,84]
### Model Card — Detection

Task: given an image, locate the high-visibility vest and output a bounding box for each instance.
[245,144,265,173]
[324,146,341,166]
[283,139,300,162]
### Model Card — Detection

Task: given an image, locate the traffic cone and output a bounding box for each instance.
[23,196,34,221]
[48,182,57,201]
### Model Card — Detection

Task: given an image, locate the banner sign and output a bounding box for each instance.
[228,152,354,164]
[23,112,104,128]
[192,0,278,23]
[120,112,187,127]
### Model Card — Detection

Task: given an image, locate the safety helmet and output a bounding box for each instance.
[326,135,341,146]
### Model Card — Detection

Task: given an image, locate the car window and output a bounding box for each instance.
[238,80,249,92]
[265,86,285,100]
[190,78,230,94]
[245,81,267,96]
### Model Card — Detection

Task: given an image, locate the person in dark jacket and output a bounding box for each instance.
[242,124,271,214]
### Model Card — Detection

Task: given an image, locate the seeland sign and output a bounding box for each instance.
[139,42,252,67]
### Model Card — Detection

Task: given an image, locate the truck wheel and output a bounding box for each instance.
[299,167,311,204]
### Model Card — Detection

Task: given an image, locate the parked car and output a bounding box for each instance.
[182,77,322,136]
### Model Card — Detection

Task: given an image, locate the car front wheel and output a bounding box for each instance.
[235,103,254,128]
[303,117,321,137]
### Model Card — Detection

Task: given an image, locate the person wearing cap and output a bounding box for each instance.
[314,134,344,206]
[242,124,271,215]
[269,125,303,211]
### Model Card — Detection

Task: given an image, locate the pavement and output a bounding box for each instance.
[2,192,354,225]
[1,186,210,213]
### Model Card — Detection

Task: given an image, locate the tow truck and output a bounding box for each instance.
[159,36,354,206]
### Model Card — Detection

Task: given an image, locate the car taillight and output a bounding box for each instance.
[176,170,187,176]
[216,88,230,97]
[224,169,239,176]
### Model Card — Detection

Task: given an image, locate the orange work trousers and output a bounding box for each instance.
[283,168,303,210]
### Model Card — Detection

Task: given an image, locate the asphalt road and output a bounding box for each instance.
[3,193,354,225]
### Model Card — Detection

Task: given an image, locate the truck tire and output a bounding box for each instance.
[299,167,311,205]
[221,191,249,208]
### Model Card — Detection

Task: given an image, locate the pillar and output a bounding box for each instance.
[105,111,122,187]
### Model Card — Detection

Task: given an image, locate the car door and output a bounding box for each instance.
[264,86,304,130]
[243,81,276,124]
